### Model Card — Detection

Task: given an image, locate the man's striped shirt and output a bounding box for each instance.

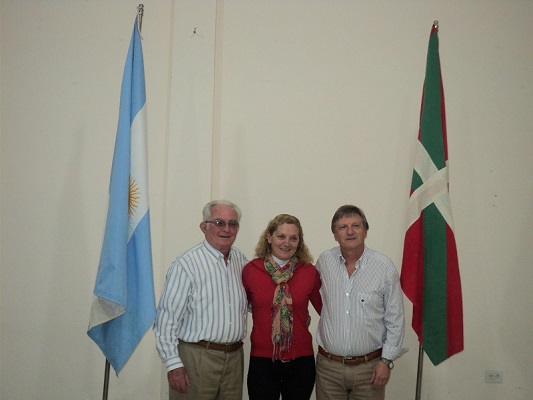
[316,246,407,360]
[154,240,248,371]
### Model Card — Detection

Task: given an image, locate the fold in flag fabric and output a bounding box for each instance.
[400,23,464,366]
[87,17,156,375]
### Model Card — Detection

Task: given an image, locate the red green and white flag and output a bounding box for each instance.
[400,23,464,366]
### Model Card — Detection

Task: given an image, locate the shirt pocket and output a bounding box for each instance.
[356,292,384,325]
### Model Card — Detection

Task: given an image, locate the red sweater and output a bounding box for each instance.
[242,258,322,360]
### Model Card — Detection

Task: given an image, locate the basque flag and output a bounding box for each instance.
[400,22,464,366]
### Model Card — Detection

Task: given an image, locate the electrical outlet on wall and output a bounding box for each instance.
[485,370,503,383]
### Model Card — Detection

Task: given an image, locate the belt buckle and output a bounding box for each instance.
[342,356,354,365]
[224,343,237,352]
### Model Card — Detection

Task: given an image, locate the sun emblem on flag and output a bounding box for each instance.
[129,176,140,217]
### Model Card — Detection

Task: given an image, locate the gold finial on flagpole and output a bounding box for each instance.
[138,4,144,33]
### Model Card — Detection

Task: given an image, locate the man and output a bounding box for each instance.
[315,205,407,400]
[153,200,248,399]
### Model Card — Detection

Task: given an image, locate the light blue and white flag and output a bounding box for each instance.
[88,17,156,375]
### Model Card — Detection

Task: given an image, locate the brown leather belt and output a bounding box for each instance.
[318,346,382,366]
[191,340,243,352]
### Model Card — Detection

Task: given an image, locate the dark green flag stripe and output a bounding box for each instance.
[420,31,445,170]
[422,204,448,363]
[411,170,423,192]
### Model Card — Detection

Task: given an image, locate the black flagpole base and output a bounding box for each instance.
[102,359,110,400]
[415,344,424,400]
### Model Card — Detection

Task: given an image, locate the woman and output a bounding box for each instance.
[243,214,322,400]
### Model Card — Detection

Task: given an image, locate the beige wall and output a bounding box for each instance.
[1,1,532,399]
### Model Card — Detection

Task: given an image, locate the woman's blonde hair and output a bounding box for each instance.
[254,214,313,264]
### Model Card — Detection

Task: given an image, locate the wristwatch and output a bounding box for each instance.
[380,357,394,369]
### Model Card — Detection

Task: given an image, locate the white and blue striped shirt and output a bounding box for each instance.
[153,240,248,371]
[316,246,407,360]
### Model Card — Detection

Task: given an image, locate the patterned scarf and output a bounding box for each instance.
[264,255,297,360]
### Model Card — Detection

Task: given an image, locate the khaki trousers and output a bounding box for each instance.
[169,341,244,400]
[315,353,385,400]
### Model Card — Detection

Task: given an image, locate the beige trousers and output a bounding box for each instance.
[169,341,244,400]
[315,353,385,400]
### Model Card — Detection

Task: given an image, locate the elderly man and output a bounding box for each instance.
[154,200,248,399]
[315,205,407,400]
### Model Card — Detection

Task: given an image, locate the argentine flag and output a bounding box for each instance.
[88,17,156,375]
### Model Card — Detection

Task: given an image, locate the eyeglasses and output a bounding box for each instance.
[205,219,240,229]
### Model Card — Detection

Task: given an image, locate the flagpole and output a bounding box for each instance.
[102,359,111,400]
[99,8,145,400]
[137,4,144,33]
[415,344,424,400]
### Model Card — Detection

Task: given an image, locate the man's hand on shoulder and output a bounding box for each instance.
[168,367,191,394]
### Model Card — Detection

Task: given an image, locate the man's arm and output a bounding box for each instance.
[381,263,408,360]
[153,259,192,371]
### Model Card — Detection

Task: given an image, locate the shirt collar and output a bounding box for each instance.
[203,240,232,261]
[337,245,368,269]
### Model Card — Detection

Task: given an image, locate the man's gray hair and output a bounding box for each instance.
[202,200,242,222]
